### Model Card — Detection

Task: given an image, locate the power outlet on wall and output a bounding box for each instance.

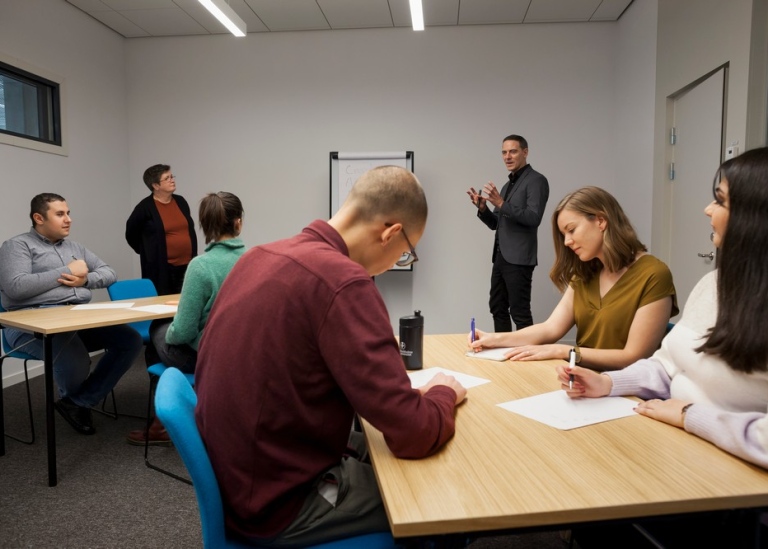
[726,145,739,159]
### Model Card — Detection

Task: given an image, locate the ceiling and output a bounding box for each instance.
[65,0,634,38]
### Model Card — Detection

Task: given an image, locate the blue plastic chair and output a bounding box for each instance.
[143,362,195,484]
[0,304,40,454]
[106,278,158,343]
[154,368,395,549]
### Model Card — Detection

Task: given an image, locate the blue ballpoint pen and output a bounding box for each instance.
[470,317,476,344]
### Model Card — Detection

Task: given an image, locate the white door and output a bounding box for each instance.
[668,68,724,315]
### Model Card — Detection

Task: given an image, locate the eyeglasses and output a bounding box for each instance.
[381,223,418,267]
[159,174,176,183]
[397,227,418,267]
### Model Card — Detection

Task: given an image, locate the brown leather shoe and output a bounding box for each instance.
[126,418,172,447]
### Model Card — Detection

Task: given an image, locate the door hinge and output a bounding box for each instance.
[670,127,677,145]
[669,162,675,180]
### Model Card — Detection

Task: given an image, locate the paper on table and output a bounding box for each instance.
[408,366,490,390]
[130,304,178,314]
[465,347,515,361]
[71,302,135,310]
[497,390,637,430]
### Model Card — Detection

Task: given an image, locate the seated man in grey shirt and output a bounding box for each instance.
[0,193,143,435]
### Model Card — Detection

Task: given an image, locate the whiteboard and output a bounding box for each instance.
[329,151,415,271]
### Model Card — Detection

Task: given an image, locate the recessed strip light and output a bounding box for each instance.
[198,0,247,37]
[409,0,424,31]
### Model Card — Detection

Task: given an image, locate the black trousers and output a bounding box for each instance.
[489,257,534,332]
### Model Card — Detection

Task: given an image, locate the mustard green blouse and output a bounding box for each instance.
[572,255,678,350]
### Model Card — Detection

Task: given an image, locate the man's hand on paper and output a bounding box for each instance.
[419,372,467,406]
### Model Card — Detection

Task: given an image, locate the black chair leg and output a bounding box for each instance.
[4,359,35,445]
[143,372,191,485]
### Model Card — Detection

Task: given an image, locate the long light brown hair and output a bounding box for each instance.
[549,186,646,292]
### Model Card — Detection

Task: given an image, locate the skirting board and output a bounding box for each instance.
[2,361,44,389]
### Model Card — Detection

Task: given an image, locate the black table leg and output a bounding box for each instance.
[44,334,57,486]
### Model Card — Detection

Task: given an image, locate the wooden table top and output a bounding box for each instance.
[361,334,768,538]
[0,294,180,334]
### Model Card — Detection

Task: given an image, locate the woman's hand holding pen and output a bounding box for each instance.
[467,328,497,352]
[556,363,612,398]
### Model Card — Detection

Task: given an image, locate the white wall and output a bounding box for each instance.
[8,0,760,386]
[612,0,659,243]
[0,0,130,385]
[651,0,768,257]
[124,23,623,336]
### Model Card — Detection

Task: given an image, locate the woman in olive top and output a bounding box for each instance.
[470,186,678,371]
[126,164,198,296]
[127,191,245,446]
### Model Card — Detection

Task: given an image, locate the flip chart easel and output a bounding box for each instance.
[329,151,415,271]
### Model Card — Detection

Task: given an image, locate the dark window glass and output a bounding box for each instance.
[0,61,61,146]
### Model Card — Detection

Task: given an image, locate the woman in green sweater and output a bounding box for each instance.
[127,191,245,446]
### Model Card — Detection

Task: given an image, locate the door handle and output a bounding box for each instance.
[698,251,715,260]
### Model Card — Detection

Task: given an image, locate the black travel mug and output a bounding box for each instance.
[399,310,424,370]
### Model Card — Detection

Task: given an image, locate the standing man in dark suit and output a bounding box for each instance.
[467,135,550,332]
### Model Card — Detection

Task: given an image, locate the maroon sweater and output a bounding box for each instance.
[195,220,457,540]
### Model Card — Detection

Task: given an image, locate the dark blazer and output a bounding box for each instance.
[477,164,549,266]
[125,194,198,295]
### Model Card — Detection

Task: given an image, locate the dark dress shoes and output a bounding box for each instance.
[126,417,172,447]
[54,397,95,435]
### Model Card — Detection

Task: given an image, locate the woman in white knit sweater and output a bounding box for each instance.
[558,147,768,469]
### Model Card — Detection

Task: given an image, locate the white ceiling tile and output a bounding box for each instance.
[318,0,393,29]
[459,0,529,25]
[525,0,603,23]
[119,8,208,36]
[87,10,150,37]
[389,0,411,27]
[591,0,634,21]
[390,0,460,27]
[228,0,269,32]
[66,0,634,38]
[101,0,177,10]
[66,0,112,12]
[244,0,330,31]
[177,2,269,34]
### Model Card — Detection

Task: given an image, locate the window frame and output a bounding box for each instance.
[0,52,67,156]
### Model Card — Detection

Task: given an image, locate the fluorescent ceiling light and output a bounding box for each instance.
[409,0,424,31]
[198,0,247,37]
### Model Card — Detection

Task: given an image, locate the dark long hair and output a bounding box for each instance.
[696,147,768,373]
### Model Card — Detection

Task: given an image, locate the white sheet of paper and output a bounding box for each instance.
[465,347,515,361]
[70,302,135,310]
[497,390,637,430]
[130,304,178,314]
[408,366,491,390]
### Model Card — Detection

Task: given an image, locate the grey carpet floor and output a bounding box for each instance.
[0,355,571,548]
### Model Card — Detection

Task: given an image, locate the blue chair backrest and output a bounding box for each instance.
[107,279,158,343]
[154,368,394,549]
[0,303,36,360]
[155,368,246,548]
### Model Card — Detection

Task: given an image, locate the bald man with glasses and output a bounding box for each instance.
[195,166,466,547]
